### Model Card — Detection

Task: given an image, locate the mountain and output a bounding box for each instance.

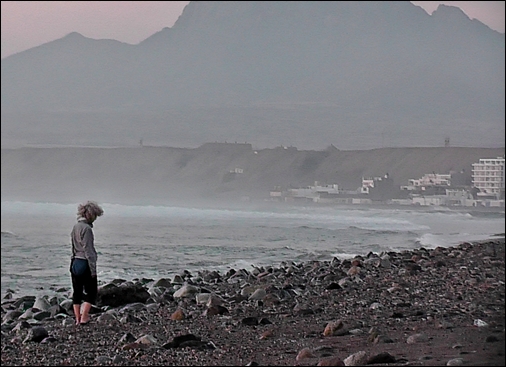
[1,1,504,150]
[1,144,504,206]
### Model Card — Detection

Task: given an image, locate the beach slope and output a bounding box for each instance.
[1,238,504,366]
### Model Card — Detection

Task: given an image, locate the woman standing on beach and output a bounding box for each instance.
[70,201,104,325]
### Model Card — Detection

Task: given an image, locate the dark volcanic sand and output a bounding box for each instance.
[1,238,505,366]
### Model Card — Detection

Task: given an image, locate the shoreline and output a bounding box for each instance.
[2,231,504,302]
[1,237,504,366]
[2,196,505,215]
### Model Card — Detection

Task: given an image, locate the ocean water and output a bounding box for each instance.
[1,201,504,299]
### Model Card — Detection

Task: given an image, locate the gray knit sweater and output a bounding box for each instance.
[71,220,98,277]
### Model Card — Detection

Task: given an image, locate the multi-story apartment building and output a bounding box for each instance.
[472,156,505,199]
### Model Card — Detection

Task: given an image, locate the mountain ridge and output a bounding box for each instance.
[1,1,504,150]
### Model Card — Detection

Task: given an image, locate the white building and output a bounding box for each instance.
[411,195,446,206]
[361,177,379,194]
[287,181,339,201]
[472,156,505,199]
[445,189,475,207]
[408,173,451,187]
[313,182,339,194]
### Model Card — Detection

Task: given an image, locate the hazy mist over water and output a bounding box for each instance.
[2,201,504,299]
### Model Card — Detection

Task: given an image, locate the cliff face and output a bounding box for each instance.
[2,145,504,206]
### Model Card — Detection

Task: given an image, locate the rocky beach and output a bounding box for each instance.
[1,238,504,366]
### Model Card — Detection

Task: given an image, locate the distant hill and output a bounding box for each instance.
[2,145,504,206]
[1,1,504,150]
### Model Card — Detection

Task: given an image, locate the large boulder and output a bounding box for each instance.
[96,283,150,308]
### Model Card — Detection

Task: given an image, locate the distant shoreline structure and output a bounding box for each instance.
[2,144,504,208]
[1,141,505,151]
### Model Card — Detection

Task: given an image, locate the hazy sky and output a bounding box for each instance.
[1,1,504,59]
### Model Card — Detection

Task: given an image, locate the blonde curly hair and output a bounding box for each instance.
[77,201,104,223]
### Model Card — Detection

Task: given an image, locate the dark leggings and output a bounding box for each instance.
[70,260,98,305]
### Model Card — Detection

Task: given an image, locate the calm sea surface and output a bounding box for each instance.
[1,200,504,299]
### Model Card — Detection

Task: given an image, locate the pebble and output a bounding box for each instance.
[1,239,504,366]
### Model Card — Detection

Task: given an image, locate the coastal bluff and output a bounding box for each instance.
[1,144,504,205]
